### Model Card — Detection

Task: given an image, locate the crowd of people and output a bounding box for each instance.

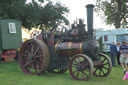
[110,40,128,74]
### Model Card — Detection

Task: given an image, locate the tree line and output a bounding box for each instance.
[0,0,69,30]
[0,0,128,29]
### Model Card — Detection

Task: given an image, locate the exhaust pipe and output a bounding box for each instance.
[86,4,94,39]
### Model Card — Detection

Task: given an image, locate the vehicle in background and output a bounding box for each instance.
[0,19,22,61]
[95,28,128,53]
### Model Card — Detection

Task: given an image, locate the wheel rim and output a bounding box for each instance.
[19,39,50,75]
[69,54,94,81]
[93,53,112,77]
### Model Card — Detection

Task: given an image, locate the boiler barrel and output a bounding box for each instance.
[55,40,100,58]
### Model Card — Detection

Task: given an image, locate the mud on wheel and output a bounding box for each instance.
[19,39,50,75]
[69,54,94,81]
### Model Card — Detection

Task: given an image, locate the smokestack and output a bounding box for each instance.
[86,4,94,39]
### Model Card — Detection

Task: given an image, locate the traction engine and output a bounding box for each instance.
[18,4,112,81]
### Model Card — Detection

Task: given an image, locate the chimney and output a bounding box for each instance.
[86,4,94,39]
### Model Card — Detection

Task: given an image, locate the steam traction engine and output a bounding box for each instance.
[19,4,112,81]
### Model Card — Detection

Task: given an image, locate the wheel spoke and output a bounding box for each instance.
[30,43,34,55]
[35,55,43,59]
[83,71,88,78]
[76,71,80,78]
[102,58,106,63]
[94,67,98,73]
[23,60,33,67]
[103,67,109,70]
[26,45,31,51]
[33,46,41,56]
[72,63,77,68]
[74,60,79,65]
[73,69,78,74]
[101,69,105,75]
[103,63,109,65]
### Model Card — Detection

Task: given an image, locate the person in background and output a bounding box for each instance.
[116,42,121,65]
[120,40,128,74]
[110,41,117,66]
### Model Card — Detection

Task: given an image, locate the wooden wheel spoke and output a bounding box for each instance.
[94,67,98,73]
[82,71,88,78]
[103,63,109,65]
[33,46,41,56]
[76,71,80,78]
[26,50,31,56]
[103,67,109,70]
[72,63,77,68]
[30,43,34,55]
[24,60,33,67]
[26,45,31,51]
[35,55,43,59]
[74,60,79,65]
[73,70,78,74]
[101,69,105,75]
[102,58,106,63]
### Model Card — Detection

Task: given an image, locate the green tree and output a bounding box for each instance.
[0,0,69,30]
[95,0,128,28]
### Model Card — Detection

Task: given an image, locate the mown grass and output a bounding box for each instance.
[0,61,128,85]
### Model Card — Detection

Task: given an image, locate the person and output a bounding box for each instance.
[110,41,117,66]
[116,42,121,65]
[120,40,128,74]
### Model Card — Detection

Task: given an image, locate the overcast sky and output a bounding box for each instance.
[51,0,115,30]
[28,0,115,30]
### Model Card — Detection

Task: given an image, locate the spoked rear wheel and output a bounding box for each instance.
[69,54,94,81]
[19,39,50,75]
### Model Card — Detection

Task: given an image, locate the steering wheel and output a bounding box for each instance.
[30,30,40,39]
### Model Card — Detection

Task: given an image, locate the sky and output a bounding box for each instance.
[51,0,115,30]
[27,0,115,30]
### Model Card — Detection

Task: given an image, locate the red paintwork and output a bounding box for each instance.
[1,50,16,58]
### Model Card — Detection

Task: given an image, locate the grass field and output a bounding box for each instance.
[0,61,128,85]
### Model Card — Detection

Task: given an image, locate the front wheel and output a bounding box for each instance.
[69,54,94,81]
[93,53,112,77]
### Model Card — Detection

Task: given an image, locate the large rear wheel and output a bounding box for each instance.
[19,39,50,75]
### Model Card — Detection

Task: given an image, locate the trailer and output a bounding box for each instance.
[95,28,128,53]
[0,19,22,61]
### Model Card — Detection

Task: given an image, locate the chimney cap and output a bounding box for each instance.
[86,4,95,8]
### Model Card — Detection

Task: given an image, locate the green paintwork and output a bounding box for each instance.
[0,19,22,52]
